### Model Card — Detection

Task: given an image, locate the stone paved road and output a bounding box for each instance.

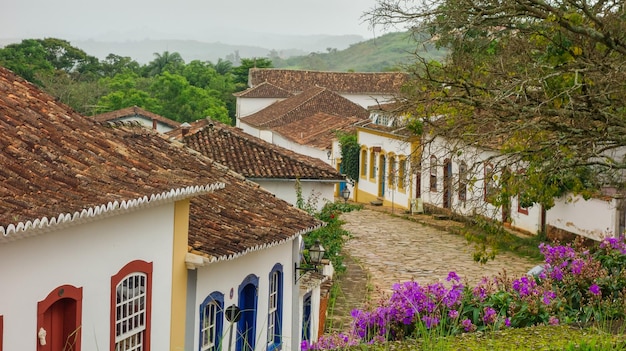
[327,209,541,332]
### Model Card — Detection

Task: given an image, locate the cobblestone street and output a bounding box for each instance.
[327,209,541,332]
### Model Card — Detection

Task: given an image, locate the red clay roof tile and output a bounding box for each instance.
[240,86,368,128]
[249,68,409,94]
[173,119,344,180]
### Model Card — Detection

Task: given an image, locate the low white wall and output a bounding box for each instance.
[547,195,619,240]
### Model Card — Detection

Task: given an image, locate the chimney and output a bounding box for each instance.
[180,122,192,138]
[152,119,158,130]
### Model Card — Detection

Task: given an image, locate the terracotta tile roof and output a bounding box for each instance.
[0,67,321,248]
[189,179,321,262]
[248,68,409,94]
[173,119,345,181]
[233,81,294,98]
[273,112,363,150]
[92,105,181,129]
[240,86,369,128]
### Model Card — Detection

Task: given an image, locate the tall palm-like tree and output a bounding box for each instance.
[146,51,184,77]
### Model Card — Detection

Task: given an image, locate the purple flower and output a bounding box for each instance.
[483,307,497,324]
[301,340,310,351]
[461,318,474,332]
[446,271,460,282]
[570,259,585,275]
[448,309,459,319]
[422,315,440,329]
[589,284,601,295]
[542,291,556,305]
[550,267,564,281]
[504,318,511,327]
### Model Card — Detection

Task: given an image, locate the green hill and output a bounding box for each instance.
[271,31,446,72]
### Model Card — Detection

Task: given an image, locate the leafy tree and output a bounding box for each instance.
[38,70,108,115]
[96,72,160,114]
[0,39,54,83]
[231,57,273,89]
[150,71,229,123]
[101,54,141,77]
[366,0,626,208]
[38,38,97,73]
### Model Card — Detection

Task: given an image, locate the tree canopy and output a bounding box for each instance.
[365,0,626,207]
[0,39,262,125]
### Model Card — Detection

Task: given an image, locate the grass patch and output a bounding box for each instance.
[344,325,626,350]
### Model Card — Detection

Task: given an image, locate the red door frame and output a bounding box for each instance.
[37,285,83,351]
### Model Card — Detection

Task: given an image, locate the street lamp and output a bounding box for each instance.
[341,187,351,203]
[294,239,325,283]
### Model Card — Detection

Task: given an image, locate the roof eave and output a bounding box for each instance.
[0,182,226,244]
[185,223,323,269]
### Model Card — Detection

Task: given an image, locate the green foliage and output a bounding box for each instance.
[0,39,54,84]
[231,57,273,89]
[302,202,362,274]
[96,73,161,114]
[337,132,360,183]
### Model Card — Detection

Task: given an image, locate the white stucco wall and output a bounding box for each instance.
[0,203,177,350]
[256,180,336,211]
[236,97,285,121]
[239,122,260,138]
[547,194,619,241]
[341,93,395,109]
[193,241,296,351]
[272,133,332,167]
[509,196,543,234]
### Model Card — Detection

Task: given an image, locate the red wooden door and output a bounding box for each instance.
[37,285,82,351]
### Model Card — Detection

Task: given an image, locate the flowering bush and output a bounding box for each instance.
[304,236,626,350]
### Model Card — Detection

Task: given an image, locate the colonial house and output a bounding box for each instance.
[355,103,421,211]
[238,85,368,143]
[168,118,346,212]
[233,81,293,119]
[422,130,625,241]
[0,66,325,351]
[92,105,181,133]
[236,69,408,119]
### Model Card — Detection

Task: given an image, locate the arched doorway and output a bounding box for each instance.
[37,285,83,351]
[237,275,258,351]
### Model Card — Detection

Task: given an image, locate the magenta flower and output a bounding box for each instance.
[589,284,601,295]
[549,316,559,325]
[448,309,459,319]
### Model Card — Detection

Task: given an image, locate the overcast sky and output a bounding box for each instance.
[3,0,389,41]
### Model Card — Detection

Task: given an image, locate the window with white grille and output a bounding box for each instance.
[115,273,147,351]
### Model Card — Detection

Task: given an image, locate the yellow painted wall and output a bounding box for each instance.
[170,199,190,351]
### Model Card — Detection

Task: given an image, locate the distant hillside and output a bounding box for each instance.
[70,34,365,64]
[273,31,447,72]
